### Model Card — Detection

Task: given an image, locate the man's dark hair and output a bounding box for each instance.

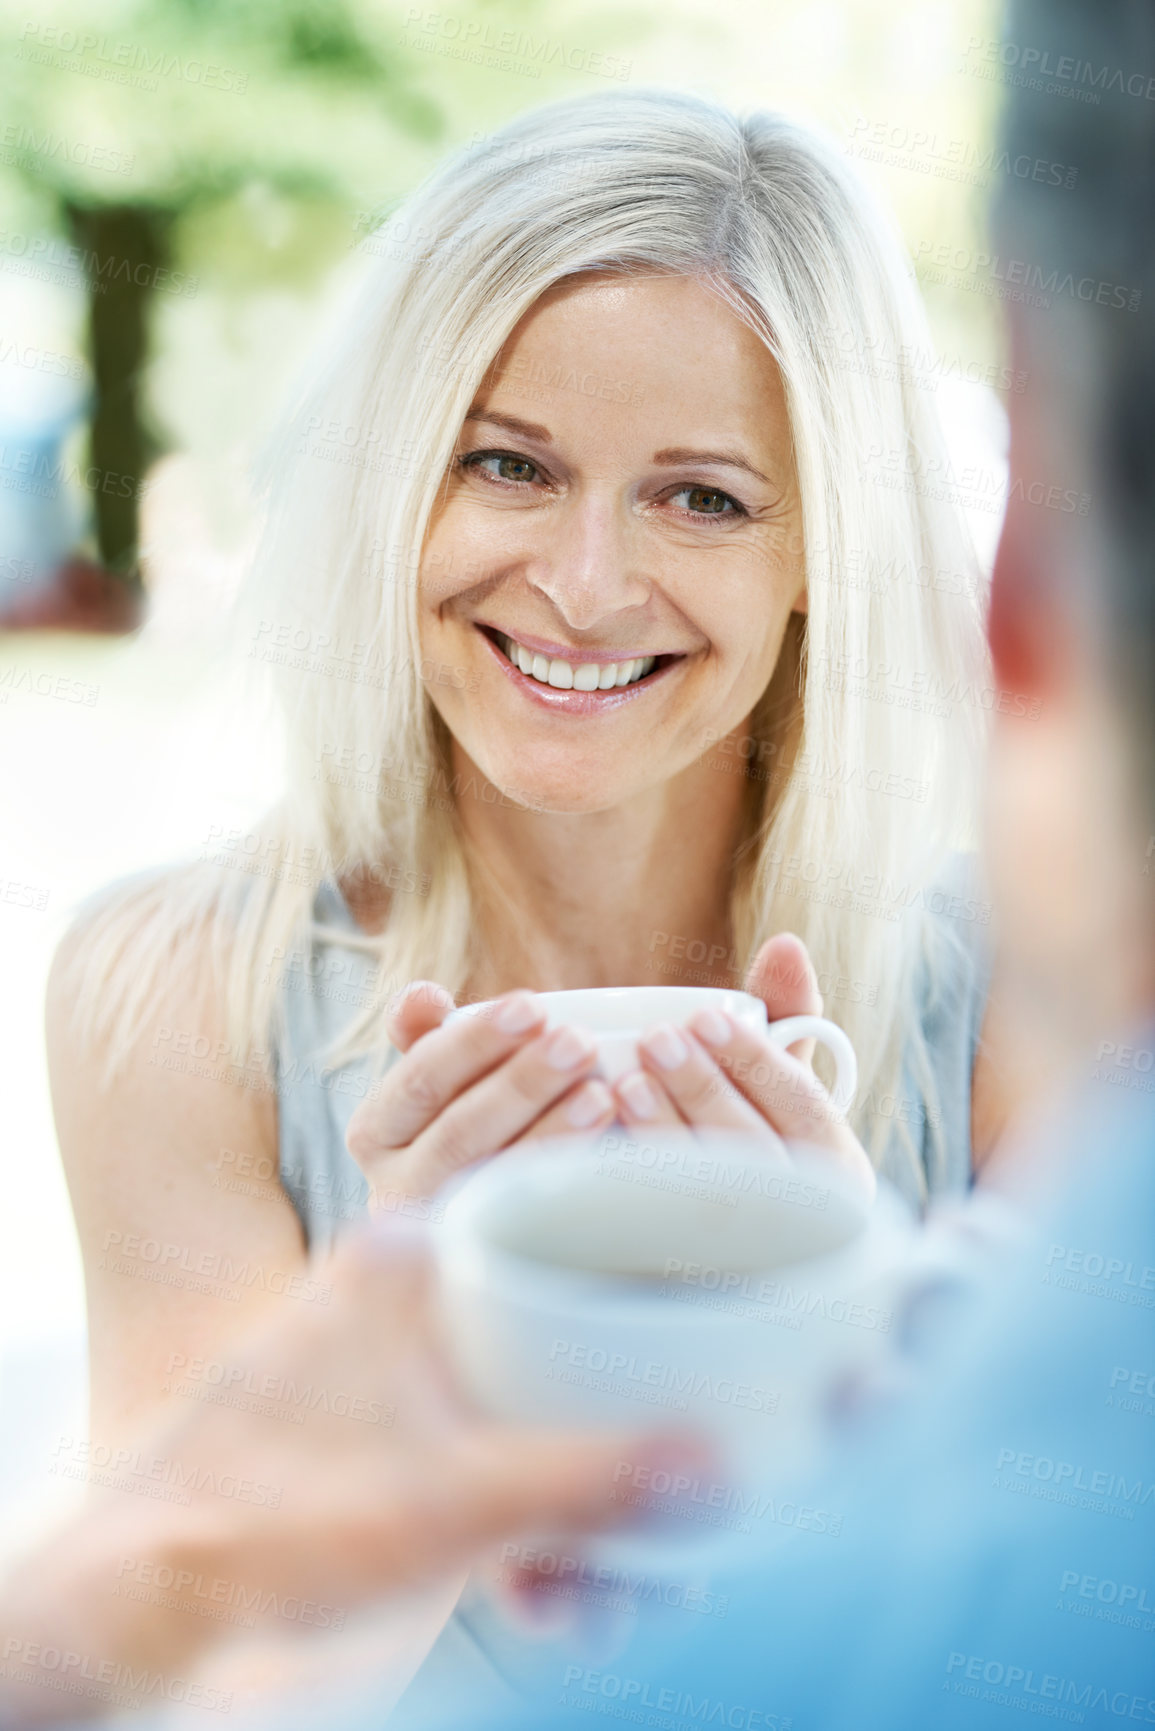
[995,0,1155,801]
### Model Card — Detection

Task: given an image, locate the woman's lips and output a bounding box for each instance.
[473,623,686,714]
[474,619,660,667]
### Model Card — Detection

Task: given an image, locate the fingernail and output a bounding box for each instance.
[495,991,541,1034]
[546,1025,594,1070]
[641,1024,688,1070]
[567,1081,611,1128]
[410,979,455,1009]
[617,1071,659,1119]
[690,1008,731,1046]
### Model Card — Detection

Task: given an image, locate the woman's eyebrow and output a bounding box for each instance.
[463,408,553,443]
[652,446,771,484]
[463,411,772,487]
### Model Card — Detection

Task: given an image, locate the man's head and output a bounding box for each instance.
[986,0,1155,1078]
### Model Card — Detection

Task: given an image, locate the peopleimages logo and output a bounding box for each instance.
[496,1544,730,1617]
[611,1459,842,1537]
[663,1264,893,1334]
[960,36,1155,103]
[993,1446,1154,1517]
[0,1638,231,1713]
[559,1665,787,1726]
[845,115,1077,188]
[945,1652,1155,1721]
[912,239,1141,312]
[547,1339,780,1415]
[115,1557,344,1629]
[163,1351,394,1427]
[1058,1570,1155,1612]
[598,1133,829,1206]
[17,22,249,92]
[400,7,632,81]
[1043,1242,1155,1305]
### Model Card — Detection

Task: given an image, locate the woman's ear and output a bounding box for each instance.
[791,585,808,617]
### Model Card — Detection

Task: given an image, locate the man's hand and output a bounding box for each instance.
[1,1221,693,1723]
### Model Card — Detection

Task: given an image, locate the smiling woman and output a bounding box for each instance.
[48,87,995,1501]
[43,81,1001,1714]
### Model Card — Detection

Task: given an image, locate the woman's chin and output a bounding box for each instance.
[470,761,643,817]
[502,786,633,817]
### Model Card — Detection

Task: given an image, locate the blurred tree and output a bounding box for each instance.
[0,0,444,590]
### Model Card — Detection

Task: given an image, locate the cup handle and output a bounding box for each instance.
[764,1014,857,1112]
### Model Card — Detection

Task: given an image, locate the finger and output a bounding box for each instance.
[385,979,457,1053]
[405,1026,601,1191]
[745,933,822,1065]
[634,1024,777,1140]
[509,1078,617,1144]
[346,990,547,1162]
[686,1011,847,1146]
[611,1067,686,1130]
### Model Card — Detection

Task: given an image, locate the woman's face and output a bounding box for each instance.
[419,271,806,813]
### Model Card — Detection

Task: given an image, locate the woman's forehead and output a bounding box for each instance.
[479,273,791,451]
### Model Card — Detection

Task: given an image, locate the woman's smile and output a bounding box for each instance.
[473,618,689,714]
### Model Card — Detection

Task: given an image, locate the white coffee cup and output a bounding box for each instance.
[449,986,857,1109]
[433,1129,914,1571]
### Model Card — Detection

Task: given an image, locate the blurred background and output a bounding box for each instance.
[0,0,1002,1557]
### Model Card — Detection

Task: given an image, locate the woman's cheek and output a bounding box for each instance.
[704,590,793,688]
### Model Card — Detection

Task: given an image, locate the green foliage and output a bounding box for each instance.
[0,0,445,214]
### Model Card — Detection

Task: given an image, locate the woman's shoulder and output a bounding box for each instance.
[55,857,252,953]
[50,860,216,1026]
[46,860,284,1262]
[47,857,282,1089]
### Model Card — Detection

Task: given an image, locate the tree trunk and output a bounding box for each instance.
[63,202,172,583]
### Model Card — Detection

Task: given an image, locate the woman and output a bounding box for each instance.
[48,86,1001,1702]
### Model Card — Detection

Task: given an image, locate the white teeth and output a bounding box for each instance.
[495,631,658,691]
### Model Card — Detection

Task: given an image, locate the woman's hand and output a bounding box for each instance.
[610,934,876,1204]
[345,982,617,1207]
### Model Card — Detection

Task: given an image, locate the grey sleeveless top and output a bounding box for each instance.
[270,858,992,1716]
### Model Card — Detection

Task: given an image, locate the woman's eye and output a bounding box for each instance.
[671,485,745,519]
[461,450,540,485]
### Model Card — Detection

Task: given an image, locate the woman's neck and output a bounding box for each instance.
[453,740,751,999]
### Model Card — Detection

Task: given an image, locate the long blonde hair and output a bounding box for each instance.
[67,87,988,1198]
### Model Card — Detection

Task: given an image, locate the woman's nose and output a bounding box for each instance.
[527,491,652,630]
